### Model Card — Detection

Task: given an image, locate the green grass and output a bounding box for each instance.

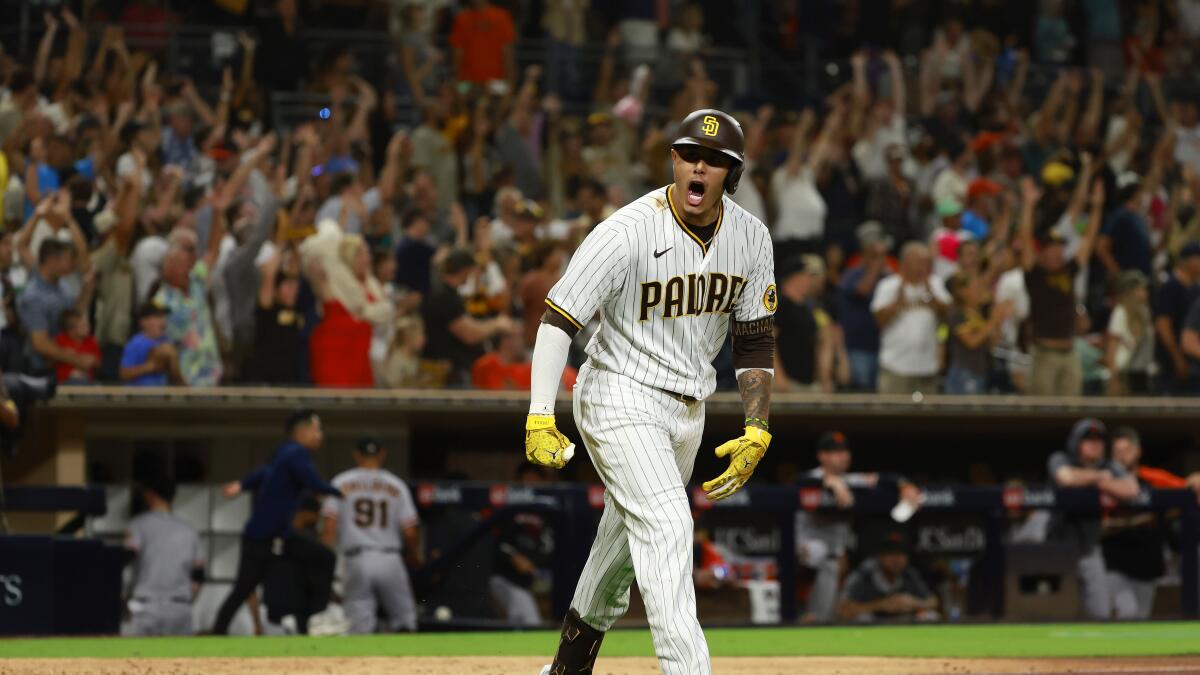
[2,623,1200,659]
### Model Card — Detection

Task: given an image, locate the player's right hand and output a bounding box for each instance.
[525,414,575,469]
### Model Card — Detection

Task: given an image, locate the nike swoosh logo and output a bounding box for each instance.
[653,247,672,258]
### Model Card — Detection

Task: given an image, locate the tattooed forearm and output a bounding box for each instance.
[737,368,772,429]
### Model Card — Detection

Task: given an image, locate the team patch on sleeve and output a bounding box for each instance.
[762,284,778,313]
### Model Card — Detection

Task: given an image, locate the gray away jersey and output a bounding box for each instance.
[125,511,204,599]
[323,468,419,551]
[546,185,776,399]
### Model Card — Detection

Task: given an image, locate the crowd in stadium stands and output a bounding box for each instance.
[4,0,1200,395]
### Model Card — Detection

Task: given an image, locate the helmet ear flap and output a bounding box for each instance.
[724,162,743,194]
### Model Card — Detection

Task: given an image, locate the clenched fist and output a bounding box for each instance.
[525,414,575,469]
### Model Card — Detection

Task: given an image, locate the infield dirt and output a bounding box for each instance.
[4,656,1200,674]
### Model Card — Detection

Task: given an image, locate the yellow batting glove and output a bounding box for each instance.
[702,426,771,501]
[525,414,576,469]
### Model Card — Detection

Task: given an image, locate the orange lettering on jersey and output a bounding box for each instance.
[724,276,747,313]
[663,276,685,318]
[638,281,663,321]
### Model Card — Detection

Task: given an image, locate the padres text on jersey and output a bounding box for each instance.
[545,186,775,401]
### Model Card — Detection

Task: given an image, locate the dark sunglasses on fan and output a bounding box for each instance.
[673,144,735,169]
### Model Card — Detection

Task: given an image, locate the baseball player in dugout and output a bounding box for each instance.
[525,108,776,675]
[123,477,205,636]
[321,437,423,633]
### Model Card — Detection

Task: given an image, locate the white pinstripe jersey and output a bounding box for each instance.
[546,185,776,400]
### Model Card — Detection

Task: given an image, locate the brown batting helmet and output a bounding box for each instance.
[671,108,745,193]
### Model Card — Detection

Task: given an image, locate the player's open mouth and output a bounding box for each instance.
[686,180,705,207]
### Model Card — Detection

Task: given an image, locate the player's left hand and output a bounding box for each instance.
[702,426,771,501]
[525,414,576,469]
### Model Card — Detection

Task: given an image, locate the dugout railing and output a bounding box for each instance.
[412,481,1199,624]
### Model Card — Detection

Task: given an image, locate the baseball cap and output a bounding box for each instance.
[936,197,964,218]
[970,131,1005,153]
[587,111,613,127]
[967,178,1003,200]
[878,530,909,555]
[1116,171,1141,190]
[1077,418,1107,441]
[207,140,236,162]
[1037,230,1068,247]
[1180,241,1200,260]
[801,254,826,277]
[817,431,849,452]
[356,436,383,455]
[514,199,545,220]
[777,257,805,279]
[138,299,169,320]
[1041,161,1075,187]
[856,220,894,249]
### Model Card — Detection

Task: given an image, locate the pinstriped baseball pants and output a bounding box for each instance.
[570,363,710,675]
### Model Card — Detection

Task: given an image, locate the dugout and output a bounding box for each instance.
[3,387,1199,627]
[6,388,1200,507]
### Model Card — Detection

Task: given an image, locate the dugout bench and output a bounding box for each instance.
[412,482,1200,624]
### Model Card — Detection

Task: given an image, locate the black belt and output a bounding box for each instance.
[345,546,401,558]
[658,388,698,403]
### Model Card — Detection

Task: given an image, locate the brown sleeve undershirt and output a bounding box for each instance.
[541,309,580,337]
[732,317,775,370]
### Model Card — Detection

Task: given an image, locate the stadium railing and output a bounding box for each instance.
[412,481,1199,624]
[0,485,106,534]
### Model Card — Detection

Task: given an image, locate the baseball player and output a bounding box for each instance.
[321,437,422,633]
[489,464,553,626]
[525,109,776,675]
[124,476,205,636]
[1047,418,1140,618]
[796,431,922,622]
